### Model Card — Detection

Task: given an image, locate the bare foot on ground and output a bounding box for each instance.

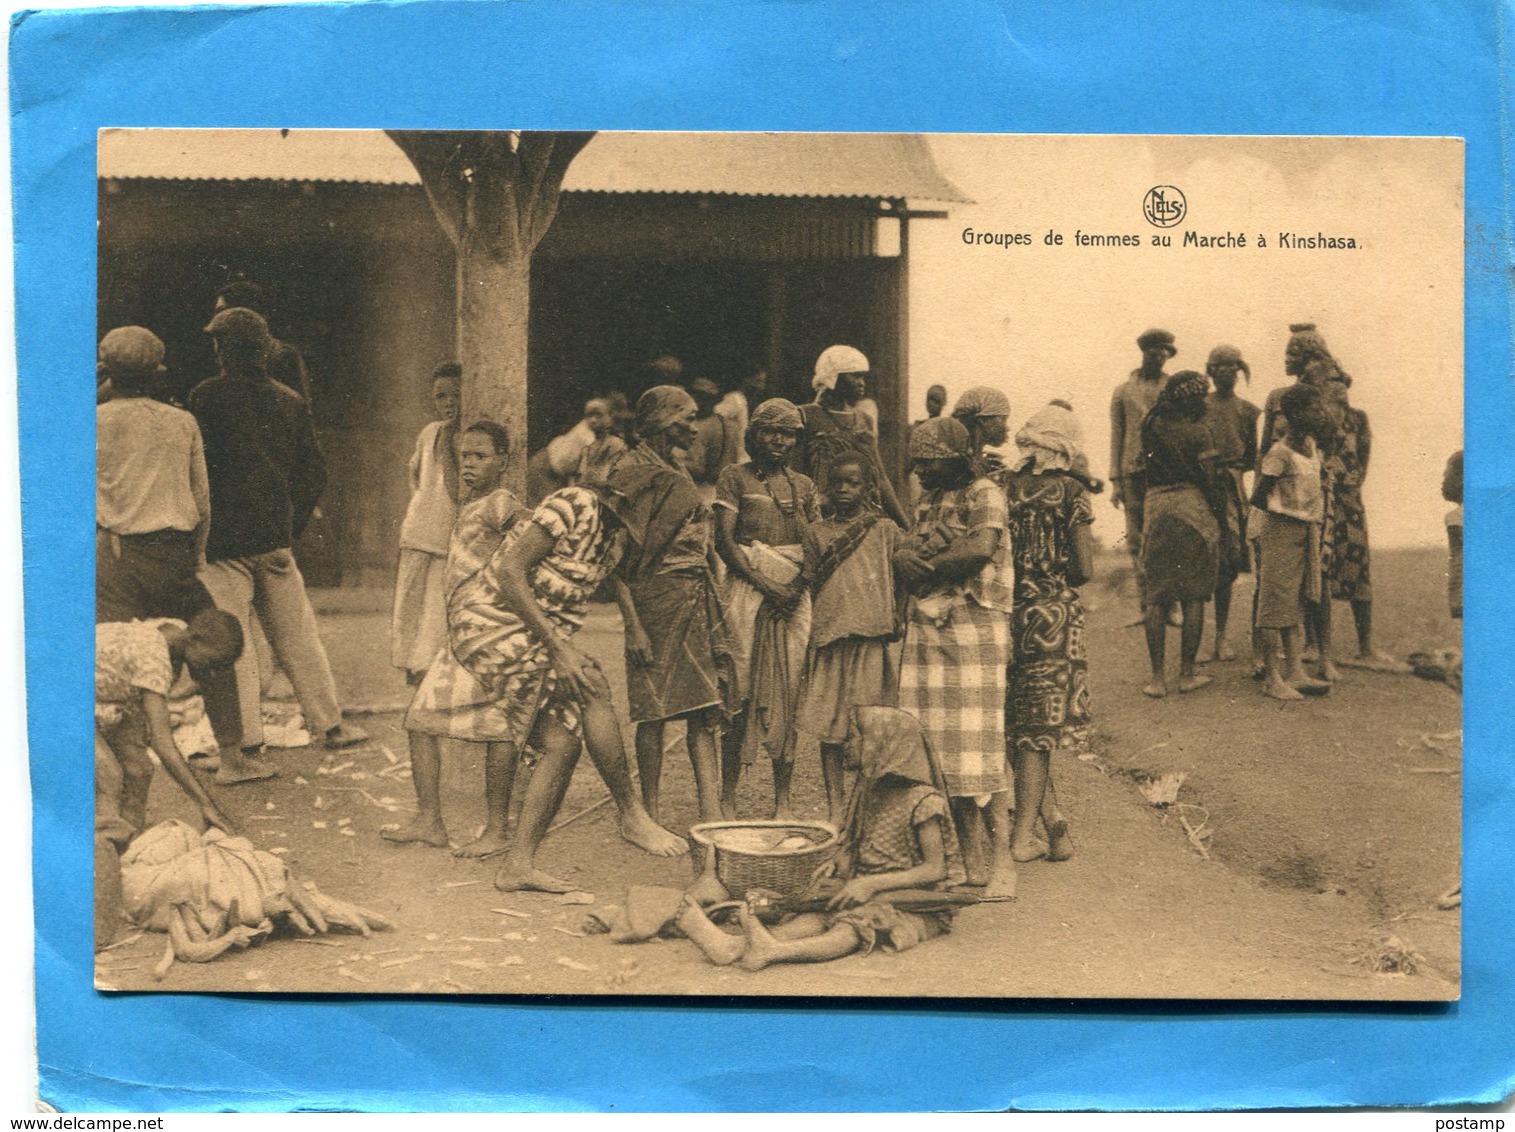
[1319,659,1341,683]
[619,813,688,857]
[1264,678,1305,701]
[983,859,1018,900]
[1045,819,1075,862]
[493,864,573,893]
[676,895,744,965]
[1010,838,1046,863]
[1176,674,1212,693]
[736,903,780,971]
[213,758,277,786]
[1212,643,1237,662]
[1142,682,1168,699]
[381,817,449,847]
[452,829,512,858]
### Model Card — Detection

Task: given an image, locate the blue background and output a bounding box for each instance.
[11,0,1512,1111]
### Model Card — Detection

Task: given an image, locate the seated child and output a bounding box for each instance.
[96,612,249,848]
[678,707,964,970]
[1250,384,1332,700]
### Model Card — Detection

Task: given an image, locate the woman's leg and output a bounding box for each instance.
[982,789,1017,899]
[1040,774,1074,861]
[737,903,860,970]
[952,795,988,886]
[494,716,581,893]
[1010,747,1049,862]
[1212,579,1237,661]
[635,720,666,824]
[383,731,451,846]
[454,741,518,858]
[771,757,795,822]
[820,742,848,829]
[1143,600,1170,697]
[1176,600,1210,691]
[113,726,154,838]
[1263,627,1304,700]
[685,707,723,823]
[1309,599,1339,682]
[578,677,686,856]
[719,711,745,819]
[1351,598,1373,657]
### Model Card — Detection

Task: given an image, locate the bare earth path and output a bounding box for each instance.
[99,549,1460,1000]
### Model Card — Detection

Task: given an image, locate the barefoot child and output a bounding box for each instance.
[96,609,250,837]
[714,398,817,819]
[391,363,461,683]
[678,707,963,970]
[795,455,901,827]
[1251,384,1333,700]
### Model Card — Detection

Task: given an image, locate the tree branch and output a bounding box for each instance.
[517,131,595,250]
[385,130,468,249]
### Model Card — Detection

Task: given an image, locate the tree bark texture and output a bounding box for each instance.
[385,130,594,494]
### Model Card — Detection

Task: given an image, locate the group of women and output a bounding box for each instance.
[381,346,1101,908]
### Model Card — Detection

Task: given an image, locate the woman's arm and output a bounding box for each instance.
[925,527,999,583]
[713,504,775,597]
[828,815,948,909]
[1250,473,1279,511]
[493,522,606,695]
[613,578,653,668]
[1068,521,1095,588]
[141,691,234,833]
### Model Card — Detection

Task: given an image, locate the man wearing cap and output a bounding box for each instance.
[95,326,267,782]
[214,280,315,411]
[190,307,368,759]
[1203,345,1262,662]
[1109,328,1177,605]
[793,344,908,527]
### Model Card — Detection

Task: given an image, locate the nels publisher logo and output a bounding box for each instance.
[1143,185,1186,228]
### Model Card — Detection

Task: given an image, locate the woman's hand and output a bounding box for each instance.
[827,876,878,911]
[551,639,604,696]
[200,805,235,836]
[624,623,654,669]
[892,548,933,588]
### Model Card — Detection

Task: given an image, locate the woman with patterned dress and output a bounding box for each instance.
[392,421,685,891]
[895,417,1018,899]
[1001,404,1097,864]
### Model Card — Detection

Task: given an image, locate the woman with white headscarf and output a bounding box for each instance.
[1001,402,1100,865]
[792,344,908,527]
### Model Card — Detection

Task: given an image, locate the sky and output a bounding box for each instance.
[906,134,1464,550]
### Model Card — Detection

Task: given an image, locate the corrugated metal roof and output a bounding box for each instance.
[97,128,969,202]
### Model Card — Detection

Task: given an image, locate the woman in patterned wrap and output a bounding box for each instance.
[894,416,1018,900]
[1001,403,1097,864]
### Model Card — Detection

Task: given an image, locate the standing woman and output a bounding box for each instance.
[1001,404,1098,863]
[895,417,1018,899]
[610,386,736,825]
[714,398,818,819]
[1138,373,1223,698]
[950,386,1012,475]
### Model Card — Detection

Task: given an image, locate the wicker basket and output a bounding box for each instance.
[689,820,840,898]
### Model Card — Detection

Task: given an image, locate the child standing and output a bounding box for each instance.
[795,456,902,828]
[714,398,817,819]
[677,707,963,970]
[392,363,462,684]
[1001,403,1097,864]
[1251,384,1333,700]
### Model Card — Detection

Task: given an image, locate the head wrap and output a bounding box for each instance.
[1287,322,1331,363]
[908,416,972,461]
[97,326,166,381]
[1206,344,1250,377]
[950,385,1011,420]
[1137,328,1178,357]
[748,397,804,432]
[1013,402,1086,475]
[634,384,696,439]
[812,344,870,392]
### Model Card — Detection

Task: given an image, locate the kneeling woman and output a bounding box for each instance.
[678,707,964,970]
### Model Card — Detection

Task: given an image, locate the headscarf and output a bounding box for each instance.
[839,707,962,881]
[812,344,870,393]
[748,397,804,433]
[1013,402,1086,475]
[907,416,972,462]
[634,384,696,439]
[1206,345,1251,381]
[950,386,1011,421]
[1287,322,1331,364]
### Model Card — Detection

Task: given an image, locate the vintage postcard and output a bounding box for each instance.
[92,129,1462,1000]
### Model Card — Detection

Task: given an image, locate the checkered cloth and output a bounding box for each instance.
[898,599,1012,797]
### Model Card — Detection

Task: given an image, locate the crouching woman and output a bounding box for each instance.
[678,707,964,970]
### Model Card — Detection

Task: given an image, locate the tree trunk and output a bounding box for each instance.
[457,242,531,493]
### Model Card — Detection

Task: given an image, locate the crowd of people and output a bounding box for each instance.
[94,292,1440,969]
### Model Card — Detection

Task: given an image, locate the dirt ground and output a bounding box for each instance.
[97,548,1461,1000]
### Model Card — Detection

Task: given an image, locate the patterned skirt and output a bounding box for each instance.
[1007,578,1091,756]
[625,572,734,724]
[898,597,1012,797]
[1323,483,1372,602]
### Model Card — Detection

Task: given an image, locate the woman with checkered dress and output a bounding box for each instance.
[894,417,1017,900]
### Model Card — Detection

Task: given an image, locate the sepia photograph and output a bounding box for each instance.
[92,129,1463,999]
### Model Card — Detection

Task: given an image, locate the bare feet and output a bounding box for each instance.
[619,812,688,857]
[1342,652,1413,674]
[1212,642,1237,662]
[1142,682,1169,699]
[1292,676,1332,697]
[452,829,512,859]
[381,817,449,847]
[676,895,745,965]
[1319,659,1341,683]
[685,869,731,907]
[736,903,779,971]
[1263,678,1305,701]
[493,864,573,893]
[1176,674,1212,693]
[1010,839,1046,864]
[1045,819,1075,862]
[214,758,277,786]
[983,860,1019,900]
